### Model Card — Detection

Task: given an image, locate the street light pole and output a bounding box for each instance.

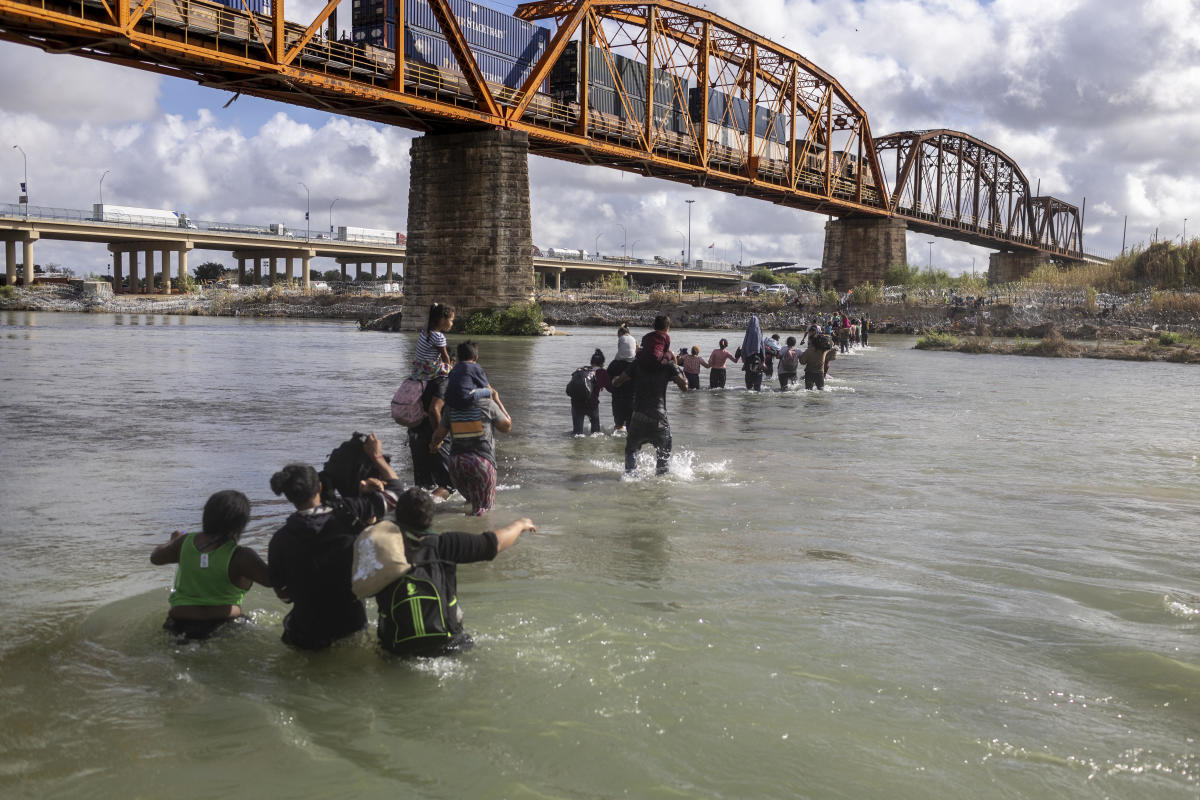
[685,199,695,268]
[594,232,603,260]
[299,181,310,241]
[1185,218,1188,244]
[616,222,627,267]
[99,169,110,207]
[329,198,339,237]
[12,144,28,218]
[927,240,934,270]
[675,230,686,265]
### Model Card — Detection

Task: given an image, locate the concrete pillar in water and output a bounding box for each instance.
[5,239,15,286]
[237,258,246,286]
[23,234,37,286]
[285,256,295,285]
[254,258,262,286]
[820,217,908,291]
[302,250,313,290]
[988,251,1051,284]
[554,269,562,292]
[402,129,534,329]
[269,257,278,286]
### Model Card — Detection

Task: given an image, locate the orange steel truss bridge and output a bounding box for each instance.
[0,0,1086,260]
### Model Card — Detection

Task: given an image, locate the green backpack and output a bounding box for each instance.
[376,536,459,656]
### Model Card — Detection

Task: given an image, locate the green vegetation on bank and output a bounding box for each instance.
[461,301,544,336]
[1027,240,1200,292]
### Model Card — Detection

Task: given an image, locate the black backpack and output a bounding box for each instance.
[320,432,390,500]
[565,366,597,402]
[375,538,459,655]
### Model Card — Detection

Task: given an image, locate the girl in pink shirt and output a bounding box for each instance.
[679,346,709,390]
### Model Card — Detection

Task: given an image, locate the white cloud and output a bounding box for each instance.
[3,0,1200,273]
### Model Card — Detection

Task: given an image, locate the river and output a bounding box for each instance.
[0,311,1197,799]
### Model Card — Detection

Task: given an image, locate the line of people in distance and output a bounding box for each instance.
[566,312,855,450]
[152,432,537,656]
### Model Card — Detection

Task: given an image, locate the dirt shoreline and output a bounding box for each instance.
[4,285,1198,347]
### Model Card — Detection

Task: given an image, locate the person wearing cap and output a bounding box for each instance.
[706,338,739,389]
[607,324,637,433]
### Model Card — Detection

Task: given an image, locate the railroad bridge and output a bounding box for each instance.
[0,0,1095,321]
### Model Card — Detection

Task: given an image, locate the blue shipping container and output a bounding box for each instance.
[688,88,786,142]
[212,0,270,14]
[400,28,548,92]
[403,0,550,64]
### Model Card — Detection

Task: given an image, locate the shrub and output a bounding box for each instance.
[462,302,543,336]
[1159,331,1181,346]
[915,331,958,349]
[596,272,629,291]
[0,285,14,299]
[849,282,882,304]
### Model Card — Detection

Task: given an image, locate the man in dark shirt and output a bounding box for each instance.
[407,375,454,499]
[268,434,402,650]
[376,487,536,656]
[615,356,688,475]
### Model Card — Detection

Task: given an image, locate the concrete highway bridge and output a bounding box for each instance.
[0,204,746,291]
[0,0,1101,324]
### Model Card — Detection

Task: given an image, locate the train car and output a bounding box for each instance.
[549,41,687,134]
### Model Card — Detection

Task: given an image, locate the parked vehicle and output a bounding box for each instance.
[766,284,793,295]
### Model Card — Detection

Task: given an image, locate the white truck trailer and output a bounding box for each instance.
[92,204,197,229]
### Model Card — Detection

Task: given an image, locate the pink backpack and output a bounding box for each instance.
[391,378,427,427]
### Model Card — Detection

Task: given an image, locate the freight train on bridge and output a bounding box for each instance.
[0,0,1101,321]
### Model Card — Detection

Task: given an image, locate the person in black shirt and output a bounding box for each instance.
[268,434,401,650]
[614,355,688,475]
[407,375,455,499]
[375,487,536,656]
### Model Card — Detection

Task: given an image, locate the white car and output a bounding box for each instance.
[766,284,793,295]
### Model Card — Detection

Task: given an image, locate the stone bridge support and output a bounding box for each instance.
[821,217,907,290]
[402,129,534,329]
[988,251,1050,284]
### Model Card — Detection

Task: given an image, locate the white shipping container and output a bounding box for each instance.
[92,204,197,229]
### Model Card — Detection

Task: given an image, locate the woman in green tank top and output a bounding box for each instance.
[151,490,272,640]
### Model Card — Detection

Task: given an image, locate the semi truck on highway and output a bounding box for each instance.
[91,204,197,229]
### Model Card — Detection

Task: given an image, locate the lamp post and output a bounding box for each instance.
[685,199,695,268]
[329,198,339,238]
[594,232,603,260]
[738,238,745,267]
[630,239,639,263]
[1184,218,1188,244]
[299,181,311,240]
[615,222,627,267]
[99,169,110,207]
[675,230,686,265]
[927,240,934,270]
[12,144,27,218]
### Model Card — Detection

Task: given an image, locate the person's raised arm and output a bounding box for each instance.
[491,517,536,553]
[363,433,399,482]
[150,530,186,565]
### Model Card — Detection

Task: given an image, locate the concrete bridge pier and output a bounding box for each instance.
[402,129,534,329]
[821,217,908,290]
[254,257,262,286]
[145,250,156,293]
[237,258,246,286]
[988,251,1050,284]
[22,233,36,286]
[5,239,16,286]
[301,250,313,290]
[269,257,279,286]
[386,262,395,283]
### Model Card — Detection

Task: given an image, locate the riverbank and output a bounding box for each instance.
[914,328,1200,363]
[4,283,1197,343]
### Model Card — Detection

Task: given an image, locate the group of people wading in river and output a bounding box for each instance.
[149,302,869,656]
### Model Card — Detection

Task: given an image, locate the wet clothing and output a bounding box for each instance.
[571,399,602,435]
[449,452,498,515]
[799,346,831,391]
[169,534,245,608]
[607,359,636,428]
[709,367,727,389]
[740,317,766,391]
[624,361,683,474]
[447,396,504,466]
[408,377,453,492]
[268,484,399,650]
[375,529,500,656]
[163,616,233,640]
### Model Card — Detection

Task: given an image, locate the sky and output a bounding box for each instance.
[1,0,1198,276]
